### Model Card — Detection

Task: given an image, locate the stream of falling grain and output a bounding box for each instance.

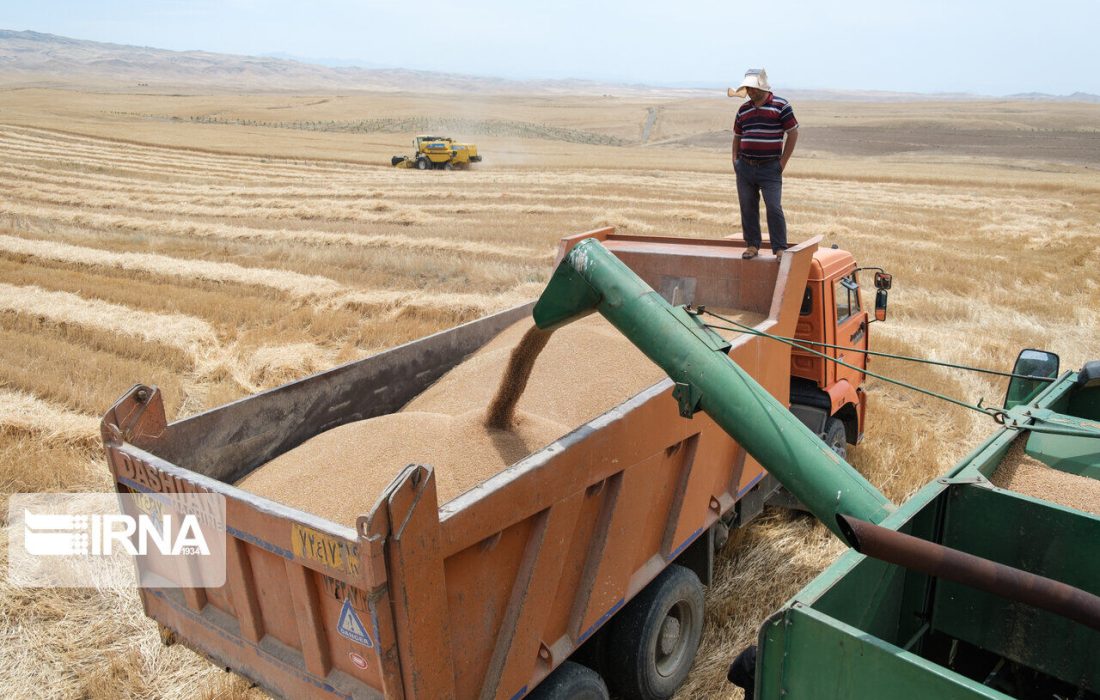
[484,325,553,430]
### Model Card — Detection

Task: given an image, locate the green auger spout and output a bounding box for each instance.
[533,238,894,539]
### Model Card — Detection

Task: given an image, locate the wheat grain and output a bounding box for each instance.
[991,438,1100,516]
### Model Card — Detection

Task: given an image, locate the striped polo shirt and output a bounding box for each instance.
[733,94,798,159]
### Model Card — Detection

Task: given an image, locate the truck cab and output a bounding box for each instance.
[721,237,891,458]
[789,247,876,457]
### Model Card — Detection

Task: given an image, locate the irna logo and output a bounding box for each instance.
[23,510,211,557]
[9,492,227,589]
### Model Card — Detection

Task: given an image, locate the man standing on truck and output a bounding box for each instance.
[729,68,799,260]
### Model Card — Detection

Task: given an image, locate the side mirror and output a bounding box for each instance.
[1004,348,1060,409]
[873,289,888,322]
[874,272,893,290]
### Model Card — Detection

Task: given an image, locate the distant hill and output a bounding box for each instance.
[1006,91,1100,103]
[2,29,1099,102]
[0,29,704,96]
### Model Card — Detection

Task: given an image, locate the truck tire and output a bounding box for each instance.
[605,564,704,700]
[823,417,847,460]
[416,157,430,170]
[527,661,609,700]
[443,161,454,170]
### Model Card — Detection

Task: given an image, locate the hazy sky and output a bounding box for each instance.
[5,0,1099,95]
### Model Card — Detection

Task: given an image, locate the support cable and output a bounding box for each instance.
[696,308,1095,439]
[725,333,1055,384]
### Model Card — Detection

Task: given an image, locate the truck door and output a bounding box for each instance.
[833,273,868,387]
[791,282,827,387]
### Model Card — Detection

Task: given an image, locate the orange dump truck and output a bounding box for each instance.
[101,228,890,700]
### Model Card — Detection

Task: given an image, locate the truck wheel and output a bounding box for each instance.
[443,161,454,170]
[527,661,609,700]
[823,417,847,460]
[605,564,704,700]
[416,157,429,170]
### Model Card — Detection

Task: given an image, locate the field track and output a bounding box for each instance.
[1,111,1098,699]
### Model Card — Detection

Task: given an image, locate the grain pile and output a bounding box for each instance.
[990,437,1100,516]
[240,310,763,525]
[237,409,567,526]
[406,310,764,425]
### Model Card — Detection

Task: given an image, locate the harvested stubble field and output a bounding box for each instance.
[1,85,1099,699]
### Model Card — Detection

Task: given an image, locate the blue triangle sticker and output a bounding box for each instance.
[337,598,374,648]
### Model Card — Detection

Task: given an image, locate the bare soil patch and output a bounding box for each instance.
[667,125,1100,165]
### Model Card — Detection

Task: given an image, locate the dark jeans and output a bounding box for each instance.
[735,158,787,251]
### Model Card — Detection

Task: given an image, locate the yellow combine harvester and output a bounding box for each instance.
[391,135,482,170]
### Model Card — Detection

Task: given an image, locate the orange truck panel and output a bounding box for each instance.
[102,231,838,699]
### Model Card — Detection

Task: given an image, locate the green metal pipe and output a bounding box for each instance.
[533,238,894,539]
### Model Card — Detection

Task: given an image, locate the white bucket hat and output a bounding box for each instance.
[727,68,771,98]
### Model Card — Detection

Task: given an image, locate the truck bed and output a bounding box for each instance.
[238,310,765,526]
[101,229,818,699]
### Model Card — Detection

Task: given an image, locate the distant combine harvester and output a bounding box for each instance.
[391,135,482,170]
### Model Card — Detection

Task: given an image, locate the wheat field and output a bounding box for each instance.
[1,87,1098,699]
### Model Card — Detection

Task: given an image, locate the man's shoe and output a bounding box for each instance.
[742,246,759,259]
[773,248,784,259]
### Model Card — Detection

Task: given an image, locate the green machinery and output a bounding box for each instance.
[533,238,1100,699]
